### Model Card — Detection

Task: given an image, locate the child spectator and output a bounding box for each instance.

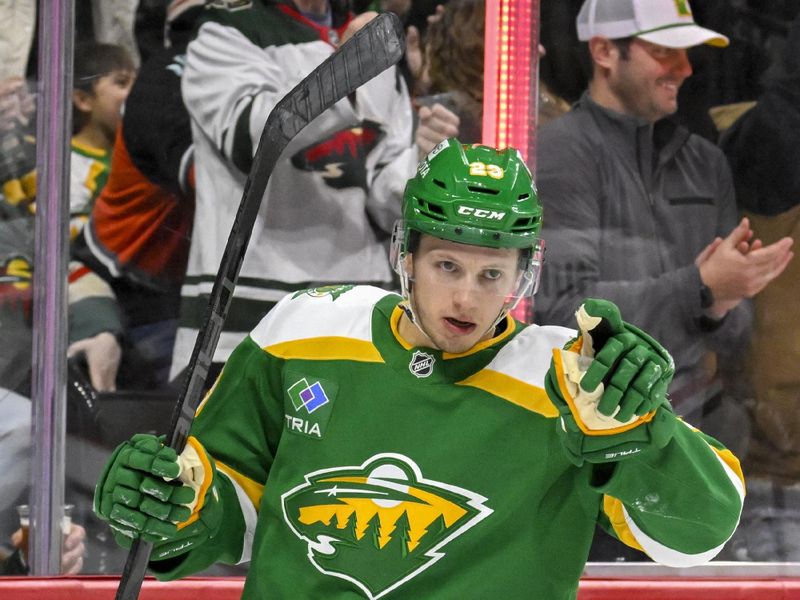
[70,42,135,239]
[74,1,203,387]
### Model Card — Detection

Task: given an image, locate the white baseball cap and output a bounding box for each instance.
[576,0,729,49]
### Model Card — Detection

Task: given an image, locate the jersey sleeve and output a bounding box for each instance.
[67,261,123,342]
[150,286,388,578]
[150,331,287,579]
[361,70,417,234]
[596,419,744,566]
[122,48,194,195]
[182,19,328,174]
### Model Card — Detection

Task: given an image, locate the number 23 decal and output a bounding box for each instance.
[469,161,505,180]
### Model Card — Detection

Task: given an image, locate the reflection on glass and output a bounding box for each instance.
[0,0,796,585]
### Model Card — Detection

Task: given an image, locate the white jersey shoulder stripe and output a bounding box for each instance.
[482,323,575,389]
[455,324,574,418]
[250,285,394,349]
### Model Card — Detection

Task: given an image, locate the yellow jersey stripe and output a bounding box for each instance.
[710,446,745,490]
[689,423,746,492]
[195,365,224,418]
[216,460,265,511]
[457,370,559,418]
[71,138,107,157]
[603,495,646,552]
[265,337,384,363]
[681,421,746,492]
[176,436,216,530]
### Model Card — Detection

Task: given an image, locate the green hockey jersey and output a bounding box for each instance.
[151,285,744,599]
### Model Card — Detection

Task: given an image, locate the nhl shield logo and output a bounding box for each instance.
[408,351,435,378]
[281,453,493,599]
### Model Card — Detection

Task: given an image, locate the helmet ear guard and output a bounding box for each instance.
[389,221,412,300]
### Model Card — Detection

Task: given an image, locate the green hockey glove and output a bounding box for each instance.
[93,433,223,561]
[546,299,677,466]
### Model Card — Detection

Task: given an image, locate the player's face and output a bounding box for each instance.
[404,235,520,354]
[89,68,135,140]
[607,38,692,122]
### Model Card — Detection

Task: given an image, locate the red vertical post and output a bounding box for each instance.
[483,0,541,322]
[483,0,540,165]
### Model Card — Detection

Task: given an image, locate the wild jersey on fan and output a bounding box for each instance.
[172,1,418,376]
[151,285,745,599]
[70,140,110,239]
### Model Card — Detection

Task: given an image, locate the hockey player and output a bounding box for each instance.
[94,139,744,599]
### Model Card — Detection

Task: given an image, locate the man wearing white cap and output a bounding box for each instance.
[535,0,794,442]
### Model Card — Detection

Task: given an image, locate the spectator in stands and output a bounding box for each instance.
[89,0,141,66]
[413,0,484,145]
[172,2,419,378]
[0,387,86,576]
[411,0,567,158]
[534,0,793,435]
[0,389,31,520]
[0,519,86,575]
[717,10,800,562]
[0,1,35,83]
[70,41,136,239]
[74,1,203,388]
[0,78,124,394]
[0,216,124,394]
[0,77,36,219]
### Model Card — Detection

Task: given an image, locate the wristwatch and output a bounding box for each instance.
[699,283,714,310]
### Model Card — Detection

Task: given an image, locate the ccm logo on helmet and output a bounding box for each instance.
[457,206,506,220]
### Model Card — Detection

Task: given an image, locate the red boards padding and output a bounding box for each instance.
[0,577,800,599]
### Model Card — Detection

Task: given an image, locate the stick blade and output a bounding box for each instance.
[272,11,405,143]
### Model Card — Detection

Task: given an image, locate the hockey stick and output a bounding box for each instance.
[114,12,405,599]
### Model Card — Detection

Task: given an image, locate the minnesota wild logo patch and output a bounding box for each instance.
[293,284,354,301]
[281,453,492,598]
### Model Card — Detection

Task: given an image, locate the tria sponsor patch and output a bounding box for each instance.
[284,373,337,439]
[281,453,493,598]
[288,378,330,413]
[408,350,435,378]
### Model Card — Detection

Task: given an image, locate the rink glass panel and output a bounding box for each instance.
[5,0,798,581]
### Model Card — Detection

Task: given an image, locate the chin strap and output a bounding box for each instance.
[398,296,430,343]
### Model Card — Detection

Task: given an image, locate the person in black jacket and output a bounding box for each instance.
[718,10,800,562]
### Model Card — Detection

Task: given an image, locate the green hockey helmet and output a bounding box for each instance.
[400,137,542,249]
[391,138,545,313]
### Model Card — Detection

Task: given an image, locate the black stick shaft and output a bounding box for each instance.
[114,13,404,600]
